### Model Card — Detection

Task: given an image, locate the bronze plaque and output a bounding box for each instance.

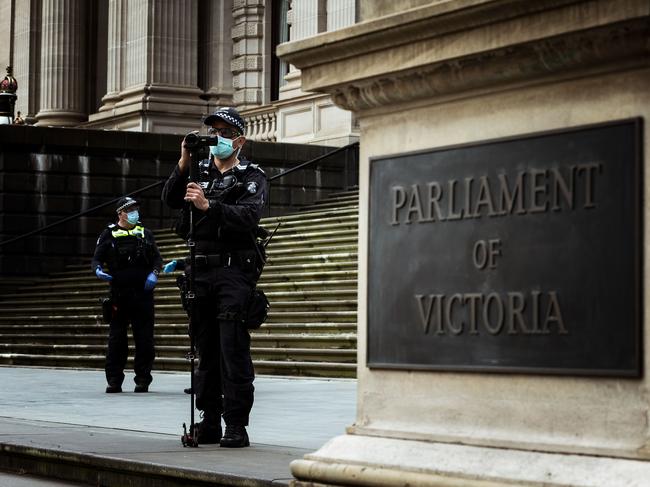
[367,119,642,376]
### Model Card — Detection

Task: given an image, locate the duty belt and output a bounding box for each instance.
[188,253,240,269]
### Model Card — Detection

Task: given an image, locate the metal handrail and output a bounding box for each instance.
[0,180,166,248]
[0,141,359,248]
[268,141,358,182]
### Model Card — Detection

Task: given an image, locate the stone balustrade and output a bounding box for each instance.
[241,105,278,142]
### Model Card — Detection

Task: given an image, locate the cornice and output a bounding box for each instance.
[277,0,650,112]
[331,19,650,112]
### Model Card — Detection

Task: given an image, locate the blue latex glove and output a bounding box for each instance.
[144,272,158,291]
[163,260,177,273]
[95,266,113,282]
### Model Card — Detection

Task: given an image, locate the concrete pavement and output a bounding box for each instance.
[0,366,356,486]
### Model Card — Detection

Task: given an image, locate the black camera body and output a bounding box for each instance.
[184,132,219,149]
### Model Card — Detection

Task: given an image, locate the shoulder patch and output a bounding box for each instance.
[245,162,265,175]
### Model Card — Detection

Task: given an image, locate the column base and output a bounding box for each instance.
[291,434,650,487]
[34,110,87,127]
[86,84,208,133]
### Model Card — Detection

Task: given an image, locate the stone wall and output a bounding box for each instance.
[0,125,357,276]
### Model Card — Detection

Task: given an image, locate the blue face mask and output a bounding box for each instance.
[209,136,238,160]
[126,210,139,225]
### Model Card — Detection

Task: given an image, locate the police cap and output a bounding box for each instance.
[115,196,138,213]
[203,107,245,135]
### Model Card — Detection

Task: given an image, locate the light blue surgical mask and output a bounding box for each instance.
[209,136,238,160]
[126,210,139,225]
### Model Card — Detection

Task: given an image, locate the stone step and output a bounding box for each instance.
[0,310,357,324]
[0,354,357,377]
[62,244,358,272]
[0,194,360,379]
[17,271,358,294]
[0,279,358,301]
[261,206,358,223]
[153,219,358,246]
[160,242,358,260]
[47,259,358,280]
[300,200,359,211]
[51,252,358,278]
[0,343,357,363]
[0,299,357,316]
[0,288,357,307]
[0,333,357,348]
[0,322,356,335]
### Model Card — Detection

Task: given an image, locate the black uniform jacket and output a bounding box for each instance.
[91,223,162,288]
[161,159,268,254]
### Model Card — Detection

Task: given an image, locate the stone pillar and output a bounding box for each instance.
[35,0,88,126]
[326,0,355,31]
[280,0,650,484]
[231,0,265,109]
[278,0,324,100]
[12,0,41,124]
[200,0,234,109]
[88,0,205,133]
[97,0,124,112]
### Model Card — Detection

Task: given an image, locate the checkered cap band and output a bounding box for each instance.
[204,107,245,134]
[116,197,138,213]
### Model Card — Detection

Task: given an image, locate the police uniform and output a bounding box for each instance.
[162,157,267,436]
[91,218,162,391]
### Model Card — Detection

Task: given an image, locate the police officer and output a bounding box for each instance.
[162,107,267,448]
[92,197,162,394]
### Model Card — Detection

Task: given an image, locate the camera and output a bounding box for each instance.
[184,132,219,149]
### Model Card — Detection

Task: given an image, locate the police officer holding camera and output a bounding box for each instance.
[92,197,162,394]
[162,107,267,448]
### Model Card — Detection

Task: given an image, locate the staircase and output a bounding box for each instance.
[0,189,359,378]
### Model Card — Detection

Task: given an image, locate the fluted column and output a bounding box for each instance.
[35,0,88,126]
[279,0,325,100]
[231,0,265,109]
[200,0,233,107]
[327,0,356,31]
[89,0,205,133]
[98,0,124,111]
[12,0,41,124]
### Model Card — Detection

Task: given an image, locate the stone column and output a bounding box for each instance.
[89,0,205,133]
[200,0,233,109]
[231,0,265,109]
[12,0,41,124]
[280,0,650,484]
[97,0,124,112]
[326,0,355,31]
[278,0,324,100]
[35,0,88,126]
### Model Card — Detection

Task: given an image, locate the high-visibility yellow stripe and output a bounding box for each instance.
[111,225,145,238]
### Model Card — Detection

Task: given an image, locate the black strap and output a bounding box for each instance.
[188,253,240,269]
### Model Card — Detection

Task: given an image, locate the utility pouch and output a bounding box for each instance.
[172,208,190,240]
[243,288,270,329]
[101,297,114,324]
[176,274,191,316]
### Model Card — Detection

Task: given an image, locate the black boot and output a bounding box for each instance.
[220,425,249,448]
[134,383,149,393]
[105,384,122,393]
[196,412,222,444]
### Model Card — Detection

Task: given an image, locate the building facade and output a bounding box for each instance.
[0,0,359,146]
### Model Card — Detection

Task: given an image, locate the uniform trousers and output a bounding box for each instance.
[192,265,255,426]
[105,288,155,387]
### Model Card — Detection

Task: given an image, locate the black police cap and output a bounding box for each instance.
[203,107,245,134]
[115,196,138,213]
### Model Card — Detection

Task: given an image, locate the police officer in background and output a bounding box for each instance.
[92,197,162,394]
[162,107,267,448]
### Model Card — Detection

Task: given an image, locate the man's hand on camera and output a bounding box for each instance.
[178,131,197,173]
[185,182,209,211]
